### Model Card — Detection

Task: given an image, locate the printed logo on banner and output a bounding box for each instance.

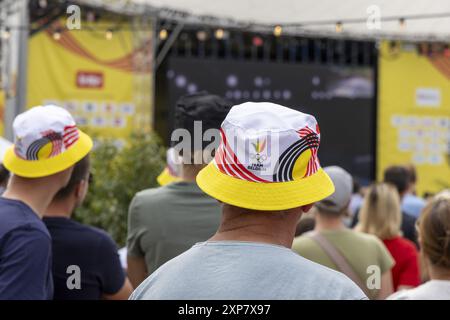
[74,116,88,126]
[102,102,116,113]
[415,88,441,107]
[112,117,126,128]
[83,102,97,113]
[91,116,106,127]
[76,71,104,89]
[120,103,135,115]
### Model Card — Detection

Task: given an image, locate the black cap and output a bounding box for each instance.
[172,92,232,152]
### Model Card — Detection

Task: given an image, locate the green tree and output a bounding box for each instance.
[74,131,165,246]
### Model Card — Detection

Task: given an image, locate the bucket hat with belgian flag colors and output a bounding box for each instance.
[3,105,93,178]
[196,102,335,211]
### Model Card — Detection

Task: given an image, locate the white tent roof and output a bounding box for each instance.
[84,0,450,41]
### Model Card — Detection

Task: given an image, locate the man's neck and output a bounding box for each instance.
[209,207,299,248]
[45,207,72,218]
[315,214,346,232]
[3,179,61,218]
[180,175,196,182]
[181,164,204,182]
[45,197,75,218]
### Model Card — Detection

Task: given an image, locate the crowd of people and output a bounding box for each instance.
[0,92,449,300]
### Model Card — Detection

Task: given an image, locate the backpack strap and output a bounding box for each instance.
[304,231,370,297]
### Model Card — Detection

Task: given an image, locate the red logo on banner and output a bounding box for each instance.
[76,71,104,89]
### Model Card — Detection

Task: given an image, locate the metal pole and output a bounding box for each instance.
[16,0,28,115]
[155,22,184,71]
[3,0,28,140]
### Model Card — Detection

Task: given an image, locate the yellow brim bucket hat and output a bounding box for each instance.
[197,102,335,211]
[3,105,93,178]
[157,147,182,186]
[157,167,181,186]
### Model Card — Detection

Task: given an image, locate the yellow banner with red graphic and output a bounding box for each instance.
[27,19,153,141]
[378,41,450,195]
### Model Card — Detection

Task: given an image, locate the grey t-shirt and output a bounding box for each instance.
[130,241,367,300]
[127,182,222,274]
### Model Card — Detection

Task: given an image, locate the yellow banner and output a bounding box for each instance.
[27,19,153,141]
[378,41,450,195]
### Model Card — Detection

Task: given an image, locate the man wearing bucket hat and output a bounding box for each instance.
[127,92,232,288]
[293,166,394,299]
[0,105,92,299]
[130,102,366,300]
[156,148,182,186]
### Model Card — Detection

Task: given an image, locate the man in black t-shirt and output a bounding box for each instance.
[44,155,133,300]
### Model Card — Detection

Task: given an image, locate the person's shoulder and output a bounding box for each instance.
[132,185,174,206]
[404,194,426,205]
[0,206,50,239]
[63,219,116,247]
[0,198,42,229]
[80,223,116,245]
[349,230,384,246]
[387,285,427,300]
[1,220,51,252]
[396,236,418,253]
[387,289,413,300]
[292,235,317,252]
[288,251,366,298]
[134,185,168,199]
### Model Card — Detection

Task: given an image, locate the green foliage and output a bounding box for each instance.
[74,131,165,247]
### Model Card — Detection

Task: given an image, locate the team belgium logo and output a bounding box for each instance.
[251,138,267,164]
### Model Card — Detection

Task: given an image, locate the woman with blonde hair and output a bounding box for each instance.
[389,191,450,299]
[356,183,420,291]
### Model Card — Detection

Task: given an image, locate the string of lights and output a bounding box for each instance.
[1,3,450,42]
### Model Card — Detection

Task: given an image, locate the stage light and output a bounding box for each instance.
[215,28,224,40]
[273,25,282,37]
[105,29,113,40]
[159,29,168,40]
[196,30,208,41]
[53,29,61,41]
[38,0,47,8]
[389,41,400,54]
[252,36,263,47]
[335,22,343,33]
[1,27,11,40]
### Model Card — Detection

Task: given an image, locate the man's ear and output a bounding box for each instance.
[301,204,314,213]
[74,180,86,200]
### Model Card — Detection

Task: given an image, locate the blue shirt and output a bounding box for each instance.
[0,198,53,299]
[130,241,367,300]
[43,217,125,300]
[402,193,426,219]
